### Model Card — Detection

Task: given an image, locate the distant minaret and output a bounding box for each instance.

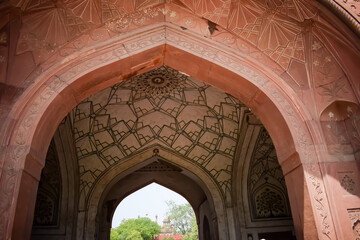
[155,215,158,223]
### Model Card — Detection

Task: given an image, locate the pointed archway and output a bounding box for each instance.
[1,20,355,239]
[97,157,216,240]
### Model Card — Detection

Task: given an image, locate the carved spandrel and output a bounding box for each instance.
[248,128,292,220]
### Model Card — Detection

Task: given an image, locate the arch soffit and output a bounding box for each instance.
[92,154,212,215]
[104,176,206,217]
[85,146,227,239]
[96,158,211,226]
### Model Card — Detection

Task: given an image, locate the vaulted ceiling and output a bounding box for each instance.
[70,65,289,220]
[71,66,250,203]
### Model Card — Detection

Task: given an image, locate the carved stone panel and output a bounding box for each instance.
[339,172,357,195]
[254,187,288,218]
[33,140,61,227]
[320,101,360,155]
[348,209,360,240]
[248,128,291,220]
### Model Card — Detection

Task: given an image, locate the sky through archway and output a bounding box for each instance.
[112,183,189,228]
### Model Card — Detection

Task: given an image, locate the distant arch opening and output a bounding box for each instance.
[96,155,218,240]
[111,183,197,239]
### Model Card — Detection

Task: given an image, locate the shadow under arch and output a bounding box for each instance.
[93,149,219,240]
[202,216,211,240]
[0,24,329,239]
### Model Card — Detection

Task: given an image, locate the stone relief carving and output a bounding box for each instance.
[33,140,61,226]
[133,66,182,95]
[272,97,330,240]
[248,128,291,219]
[8,0,349,76]
[105,6,173,33]
[254,187,288,218]
[330,0,360,29]
[0,71,68,234]
[135,160,181,172]
[311,36,357,114]
[340,174,356,194]
[346,105,360,153]
[323,111,352,154]
[320,102,360,155]
[353,219,360,240]
[186,0,231,27]
[349,209,360,240]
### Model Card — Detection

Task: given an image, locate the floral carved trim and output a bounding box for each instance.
[348,209,360,240]
[319,0,360,36]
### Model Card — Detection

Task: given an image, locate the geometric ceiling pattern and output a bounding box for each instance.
[71,66,250,204]
[7,0,356,72]
[14,0,313,71]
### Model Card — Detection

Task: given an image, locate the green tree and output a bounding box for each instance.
[183,216,198,240]
[165,200,198,238]
[111,217,161,240]
[119,229,142,240]
[111,228,120,240]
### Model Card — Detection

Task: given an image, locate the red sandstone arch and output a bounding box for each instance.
[91,150,220,240]
[0,25,338,239]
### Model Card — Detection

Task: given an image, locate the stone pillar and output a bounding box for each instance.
[320,160,360,240]
[11,154,43,239]
[226,207,236,240]
[199,200,218,240]
[281,153,318,240]
[319,101,360,239]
